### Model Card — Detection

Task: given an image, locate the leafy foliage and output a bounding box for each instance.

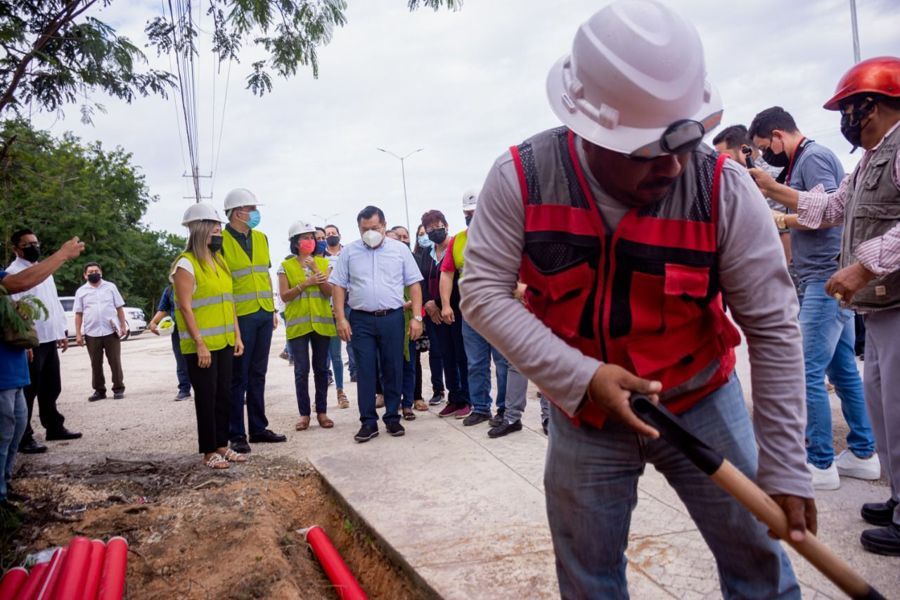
[0,119,185,316]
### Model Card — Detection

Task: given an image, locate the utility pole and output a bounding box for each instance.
[377,147,424,233]
[849,0,861,63]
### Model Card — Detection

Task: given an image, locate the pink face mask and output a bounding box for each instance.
[299,239,316,255]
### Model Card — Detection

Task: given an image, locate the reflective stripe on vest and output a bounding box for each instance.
[281,256,337,339]
[222,229,275,316]
[511,127,740,429]
[173,252,236,354]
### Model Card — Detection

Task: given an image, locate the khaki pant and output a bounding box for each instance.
[85,333,124,394]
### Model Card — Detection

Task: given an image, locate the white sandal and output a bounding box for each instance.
[221,448,247,463]
[204,454,229,469]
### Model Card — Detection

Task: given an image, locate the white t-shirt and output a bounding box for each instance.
[73,280,125,337]
[169,257,198,293]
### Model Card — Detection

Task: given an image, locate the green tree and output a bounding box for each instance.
[0,119,185,315]
[0,0,461,118]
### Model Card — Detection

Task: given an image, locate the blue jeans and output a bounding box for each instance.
[401,340,417,409]
[229,309,273,440]
[0,388,27,502]
[328,336,344,389]
[350,309,404,427]
[432,316,469,404]
[289,332,330,415]
[545,375,799,599]
[461,318,507,415]
[171,328,191,395]
[800,280,875,468]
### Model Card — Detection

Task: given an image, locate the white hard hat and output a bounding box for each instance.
[546,0,722,157]
[288,221,316,239]
[462,189,479,211]
[181,203,225,226]
[223,188,262,211]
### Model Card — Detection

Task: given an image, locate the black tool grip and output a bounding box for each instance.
[741,145,755,169]
[629,394,725,475]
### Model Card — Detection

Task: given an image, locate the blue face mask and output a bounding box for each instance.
[418,234,433,249]
[244,210,261,229]
[315,240,327,254]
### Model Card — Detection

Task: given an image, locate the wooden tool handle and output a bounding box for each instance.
[712,460,883,600]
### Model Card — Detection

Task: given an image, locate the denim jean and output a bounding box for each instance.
[401,340,417,409]
[229,309,273,440]
[432,315,469,404]
[0,388,27,502]
[799,280,875,468]
[461,318,507,415]
[350,309,404,427]
[171,327,191,395]
[545,375,799,599]
[289,332,330,415]
[328,336,344,389]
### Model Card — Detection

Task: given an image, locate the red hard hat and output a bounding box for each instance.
[823,56,900,111]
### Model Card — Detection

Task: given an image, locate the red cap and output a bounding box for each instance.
[824,56,900,111]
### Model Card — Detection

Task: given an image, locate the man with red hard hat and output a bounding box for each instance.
[460,0,813,596]
[753,55,900,556]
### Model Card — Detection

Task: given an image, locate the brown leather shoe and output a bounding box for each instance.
[317,413,334,429]
[295,416,311,431]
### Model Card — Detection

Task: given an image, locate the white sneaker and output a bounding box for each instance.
[807,462,840,491]
[835,450,881,480]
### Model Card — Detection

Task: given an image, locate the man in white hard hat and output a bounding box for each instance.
[459,1,812,596]
[221,188,286,453]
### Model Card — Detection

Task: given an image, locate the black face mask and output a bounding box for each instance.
[326,235,340,247]
[21,245,40,263]
[465,214,473,227]
[87,273,101,284]
[427,228,447,245]
[208,235,224,253]
[840,98,875,152]
[762,146,789,168]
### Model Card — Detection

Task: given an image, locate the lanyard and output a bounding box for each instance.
[784,137,810,186]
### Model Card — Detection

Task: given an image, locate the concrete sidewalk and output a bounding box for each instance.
[40,332,900,598]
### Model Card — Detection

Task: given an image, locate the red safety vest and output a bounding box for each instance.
[510,127,741,429]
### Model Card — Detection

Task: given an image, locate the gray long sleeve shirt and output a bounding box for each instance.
[459,139,813,499]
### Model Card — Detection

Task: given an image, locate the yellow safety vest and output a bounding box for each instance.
[222,228,275,316]
[281,256,337,339]
[173,252,236,354]
[451,229,468,280]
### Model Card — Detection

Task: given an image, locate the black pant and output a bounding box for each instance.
[186,348,233,454]
[85,333,124,394]
[22,341,66,442]
[288,332,331,416]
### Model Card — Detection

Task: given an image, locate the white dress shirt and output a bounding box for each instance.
[73,279,125,337]
[6,257,68,343]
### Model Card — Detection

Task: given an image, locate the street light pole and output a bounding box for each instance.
[377,147,424,233]
[849,0,861,63]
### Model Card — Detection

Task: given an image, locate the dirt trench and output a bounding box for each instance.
[3,455,428,599]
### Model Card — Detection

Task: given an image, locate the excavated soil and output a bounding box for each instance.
[3,455,426,599]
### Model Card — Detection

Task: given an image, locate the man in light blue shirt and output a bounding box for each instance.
[331,206,424,442]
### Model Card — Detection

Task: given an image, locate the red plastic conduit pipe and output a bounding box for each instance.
[0,567,28,599]
[97,536,127,600]
[36,547,66,599]
[17,562,49,600]
[81,539,107,600]
[301,526,367,600]
[53,536,92,600]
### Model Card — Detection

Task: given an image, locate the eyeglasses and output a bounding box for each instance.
[629,119,707,160]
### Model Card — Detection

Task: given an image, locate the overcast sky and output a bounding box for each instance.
[32,0,899,251]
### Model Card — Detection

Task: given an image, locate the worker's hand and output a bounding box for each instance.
[197,342,212,368]
[770,495,817,542]
[313,271,328,285]
[748,167,776,196]
[57,338,68,353]
[513,282,527,302]
[424,301,441,324]
[409,318,423,341]
[117,326,127,339]
[234,338,244,358]
[272,313,279,331]
[336,317,352,342]
[440,305,455,325]
[75,334,84,347]
[825,262,875,303]
[587,364,662,438]
[771,210,787,231]
[149,321,160,335]
[59,237,85,260]
[302,256,316,269]
[26,349,33,363]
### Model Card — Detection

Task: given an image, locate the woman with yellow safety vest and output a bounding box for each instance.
[278,221,337,431]
[172,203,246,470]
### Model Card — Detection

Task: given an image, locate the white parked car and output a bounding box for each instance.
[59,296,147,341]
